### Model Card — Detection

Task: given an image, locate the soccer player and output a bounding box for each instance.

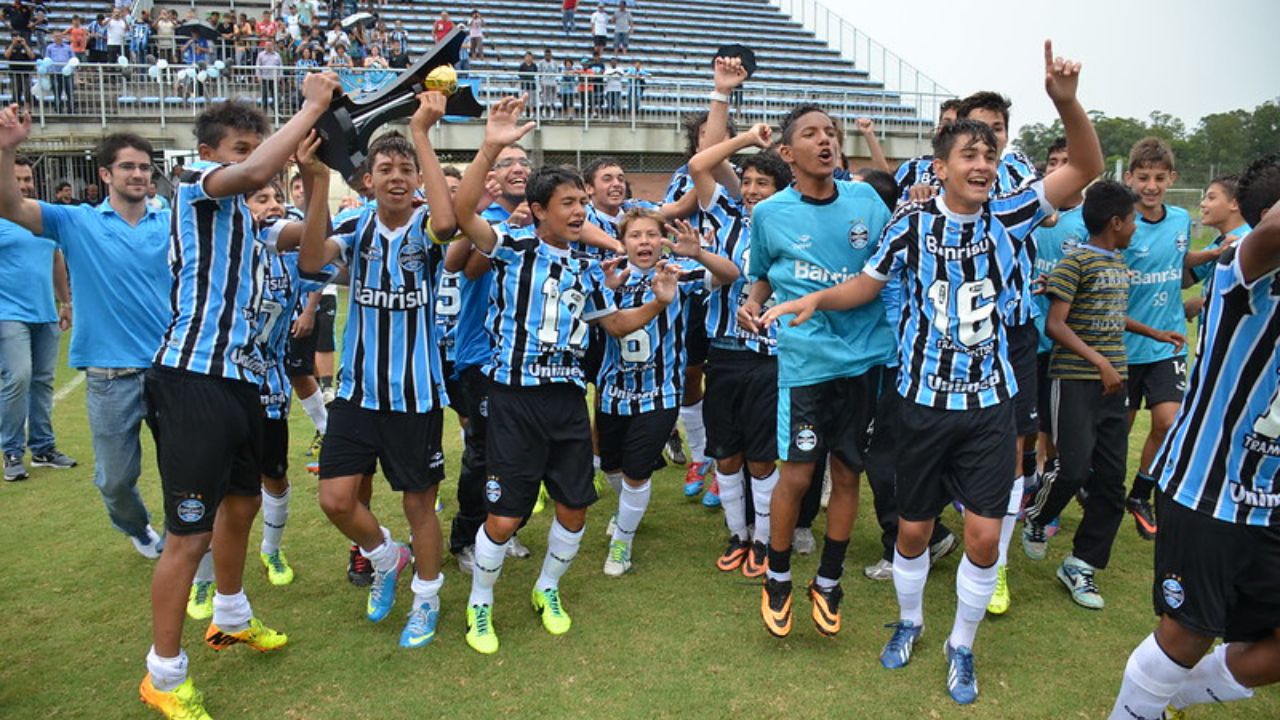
[1026,180,1183,609]
[453,95,681,654]
[762,41,1102,704]
[1107,155,1280,720]
[741,104,896,640]
[0,125,167,556]
[892,98,961,202]
[1182,174,1251,318]
[597,209,738,575]
[301,93,457,650]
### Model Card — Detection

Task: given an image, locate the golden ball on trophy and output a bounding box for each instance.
[423,65,459,96]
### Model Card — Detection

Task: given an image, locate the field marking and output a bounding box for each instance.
[53,373,84,404]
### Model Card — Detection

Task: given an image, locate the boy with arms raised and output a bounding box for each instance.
[763,41,1102,704]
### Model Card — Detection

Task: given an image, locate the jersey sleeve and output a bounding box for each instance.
[1045,251,1084,305]
[866,211,913,282]
[256,217,294,254]
[582,261,618,320]
[328,214,361,266]
[477,226,522,264]
[746,209,771,283]
[299,263,342,292]
[992,180,1054,244]
[181,160,226,202]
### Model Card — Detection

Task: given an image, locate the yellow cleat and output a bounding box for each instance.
[532,483,548,514]
[259,550,295,586]
[140,674,212,720]
[531,586,572,635]
[465,604,499,654]
[987,565,1011,615]
[186,582,214,621]
[204,617,288,652]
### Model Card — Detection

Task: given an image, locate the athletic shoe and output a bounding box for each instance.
[205,616,288,652]
[305,460,319,475]
[139,674,211,720]
[682,461,709,498]
[531,586,572,635]
[864,558,893,581]
[455,545,475,575]
[664,428,687,466]
[760,577,792,638]
[807,580,843,637]
[465,603,499,654]
[30,448,76,469]
[131,525,165,560]
[186,581,214,621]
[716,535,749,572]
[347,544,373,586]
[701,474,721,508]
[366,544,411,622]
[1126,496,1158,540]
[944,641,979,704]
[399,603,439,648]
[593,472,610,496]
[3,453,27,481]
[532,483,547,514]
[987,565,1010,615]
[929,532,959,565]
[1163,707,1186,720]
[259,549,295,586]
[1021,520,1048,561]
[306,430,323,457]
[793,527,816,555]
[1057,555,1105,609]
[1045,515,1061,538]
[880,620,923,669]
[506,535,532,559]
[604,513,618,538]
[603,539,632,577]
[742,540,767,578]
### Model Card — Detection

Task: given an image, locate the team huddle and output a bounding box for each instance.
[0,36,1277,720]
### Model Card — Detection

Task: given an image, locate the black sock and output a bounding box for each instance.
[817,536,849,581]
[767,545,791,576]
[1022,448,1038,479]
[1130,472,1156,501]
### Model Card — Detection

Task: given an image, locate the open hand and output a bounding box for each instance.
[484,94,536,147]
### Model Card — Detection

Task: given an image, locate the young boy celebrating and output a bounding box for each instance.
[761,41,1103,704]
[300,92,457,650]
[453,95,682,655]
[1183,174,1251,318]
[1025,180,1183,610]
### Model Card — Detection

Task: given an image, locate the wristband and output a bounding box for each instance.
[708,90,730,104]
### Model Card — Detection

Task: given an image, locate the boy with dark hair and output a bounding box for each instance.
[1184,174,1250,316]
[1108,154,1280,720]
[1026,180,1183,610]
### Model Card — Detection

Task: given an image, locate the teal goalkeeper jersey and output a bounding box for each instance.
[748,180,895,387]
[1122,204,1191,365]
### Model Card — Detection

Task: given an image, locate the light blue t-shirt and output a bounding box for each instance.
[0,218,56,324]
[1123,204,1191,365]
[39,200,171,368]
[1032,205,1087,353]
[748,180,895,387]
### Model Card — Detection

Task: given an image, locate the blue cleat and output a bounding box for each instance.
[399,603,439,648]
[880,620,923,669]
[944,641,979,705]
[366,544,411,623]
[701,474,721,508]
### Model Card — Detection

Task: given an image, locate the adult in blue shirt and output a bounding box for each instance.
[43,31,76,113]
[0,121,170,559]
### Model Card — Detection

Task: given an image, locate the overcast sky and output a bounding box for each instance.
[819,0,1278,136]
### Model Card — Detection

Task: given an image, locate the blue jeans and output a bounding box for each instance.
[562,9,575,34]
[85,370,154,540]
[0,320,58,456]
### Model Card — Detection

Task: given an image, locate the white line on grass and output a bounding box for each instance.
[52,373,84,405]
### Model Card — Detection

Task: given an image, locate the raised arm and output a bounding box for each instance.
[454,95,535,254]
[855,118,891,173]
[689,124,770,210]
[296,135,343,273]
[1040,40,1104,209]
[0,106,44,234]
[409,91,456,242]
[665,219,739,287]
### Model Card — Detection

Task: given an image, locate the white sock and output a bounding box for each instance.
[468,527,508,606]
[1110,633,1194,720]
[535,519,584,591]
[613,480,651,546]
[893,547,930,626]
[297,389,328,434]
[716,469,748,540]
[751,468,778,544]
[950,555,997,650]
[194,549,214,584]
[211,590,253,632]
[605,470,624,495]
[997,475,1024,568]
[410,571,444,612]
[680,401,707,465]
[360,527,400,574]
[146,646,189,692]
[1170,643,1255,709]
[260,487,290,555]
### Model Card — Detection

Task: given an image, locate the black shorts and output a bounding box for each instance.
[597,408,680,481]
[777,366,883,469]
[895,399,1017,521]
[1008,323,1040,437]
[319,399,445,492]
[1036,351,1053,435]
[284,329,316,377]
[1153,492,1280,643]
[261,417,289,480]
[703,347,777,462]
[144,366,263,536]
[685,299,709,367]
[314,293,337,354]
[441,357,467,418]
[485,382,596,517]
[1127,357,1188,410]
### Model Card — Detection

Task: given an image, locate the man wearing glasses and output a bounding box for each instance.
[0,126,171,559]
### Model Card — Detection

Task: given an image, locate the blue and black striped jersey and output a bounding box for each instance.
[256,234,336,418]
[435,269,465,362]
[700,185,775,355]
[583,199,658,261]
[894,155,935,203]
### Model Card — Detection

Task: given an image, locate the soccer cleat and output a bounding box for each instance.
[186,581,214,621]
[306,430,323,457]
[465,603,499,654]
[139,674,212,720]
[864,558,894,581]
[259,549,295,586]
[880,620,923,669]
[455,545,475,575]
[366,544,411,622]
[701,474,721,508]
[664,428,687,466]
[205,616,288,652]
[1057,556,1105,609]
[1022,520,1048,561]
[716,535,749,572]
[760,578,793,638]
[399,603,439,648]
[305,460,319,475]
[603,539,632,577]
[3,453,27,481]
[531,586,572,635]
[742,540,768,578]
[131,525,165,560]
[793,527,816,555]
[1126,496,1158,540]
[506,534,532,559]
[1044,515,1061,538]
[929,532,960,565]
[532,483,548,514]
[1163,706,1186,720]
[944,641,979,705]
[30,448,76,469]
[987,565,1010,615]
[347,544,373,586]
[682,461,708,498]
[807,580,843,637]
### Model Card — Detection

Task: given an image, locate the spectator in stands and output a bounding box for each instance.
[387,41,409,69]
[43,30,74,113]
[5,32,35,107]
[53,182,74,205]
[590,4,608,51]
[362,43,390,91]
[281,3,301,44]
[537,48,559,115]
[389,19,408,56]
[233,12,255,70]
[369,20,388,52]
[87,13,108,64]
[558,56,578,118]
[30,8,47,53]
[257,39,283,107]
[325,19,349,52]
[625,57,648,110]
[517,51,538,105]
[603,58,625,116]
[613,2,633,54]
[4,0,32,42]
[67,15,87,61]
[298,0,317,36]
[256,10,279,49]
[81,183,101,205]
[467,10,485,59]
[105,7,128,62]
[294,44,319,102]
[328,41,357,93]
[214,11,236,62]
[151,11,174,63]
[433,11,453,42]
[562,0,578,36]
[583,46,605,115]
[129,11,151,65]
